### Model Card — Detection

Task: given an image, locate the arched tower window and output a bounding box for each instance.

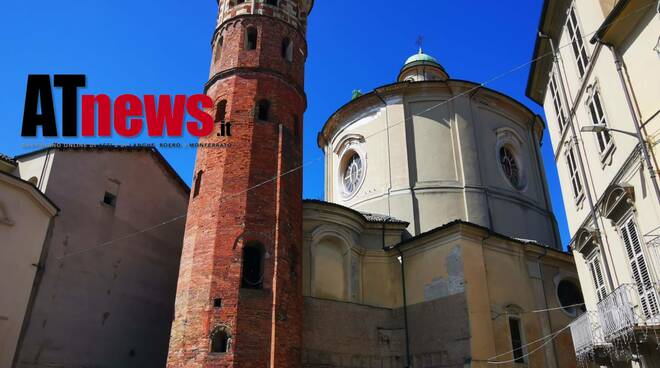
[245,27,258,50]
[281,37,293,62]
[214,36,224,64]
[256,100,270,121]
[210,327,231,353]
[215,100,227,123]
[241,242,264,289]
[193,170,203,198]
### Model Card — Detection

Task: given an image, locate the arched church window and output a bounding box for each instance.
[499,146,522,189]
[281,37,293,62]
[210,327,231,353]
[215,100,227,123]
[245,27,258,50]
[342,152,364,196]
[241,242,264,289]
[256,100,270,121]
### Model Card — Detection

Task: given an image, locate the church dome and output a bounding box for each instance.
[398,49,449,82]
[404,52,440,66]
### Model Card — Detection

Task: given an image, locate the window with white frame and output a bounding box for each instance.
[566,146,583,200]
[567,6,590,77]
[619,214,659,319]
[587,251,608,302]
[549,71,567,131]
[586,89,612,154]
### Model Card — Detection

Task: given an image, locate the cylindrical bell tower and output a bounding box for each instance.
[167,1,312,367]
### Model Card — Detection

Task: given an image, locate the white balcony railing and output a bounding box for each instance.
[570,311,606,358]
[597,284,660,342]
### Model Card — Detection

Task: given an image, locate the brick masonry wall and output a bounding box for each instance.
[302,295,471,368]
[166,2,307,368]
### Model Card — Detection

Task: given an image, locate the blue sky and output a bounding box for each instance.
[0,0,571,247]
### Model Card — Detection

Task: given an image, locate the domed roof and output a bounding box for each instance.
[398,48,449,82]
[404,51,440,66]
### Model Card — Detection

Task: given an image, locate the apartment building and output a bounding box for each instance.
[527,0,660,366]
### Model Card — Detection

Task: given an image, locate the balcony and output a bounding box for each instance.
[569,311,606,359]
[597,283,660,342]
[570,283,660,362]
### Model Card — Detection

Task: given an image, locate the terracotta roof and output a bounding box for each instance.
[303,199,410,225]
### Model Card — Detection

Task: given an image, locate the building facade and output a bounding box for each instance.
[527,0,660,365]
[301,51,580,367]
[8,148,189,368]
[0,155,57,368]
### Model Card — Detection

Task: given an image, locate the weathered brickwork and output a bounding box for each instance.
[167,1,311,367]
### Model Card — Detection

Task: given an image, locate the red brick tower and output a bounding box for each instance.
[167,1,313,367]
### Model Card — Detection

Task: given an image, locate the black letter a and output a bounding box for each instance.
[22,75,57,137]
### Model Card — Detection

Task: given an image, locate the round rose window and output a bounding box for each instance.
[342,152,364,196]
[499,146,522,189]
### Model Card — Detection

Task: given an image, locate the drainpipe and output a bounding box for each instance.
[539,33,616,290]
[395,243,412,368]
[609,45,660,205]
[534,246,560,368]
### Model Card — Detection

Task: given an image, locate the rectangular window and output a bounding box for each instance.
[102,179,120,208]
[508,317,525,363]
[566,147,583,200]
[587,251,608,302]
[619,215,659,319]
[567,6,590,77]
[587,91,612,153]
[549,72,567,131]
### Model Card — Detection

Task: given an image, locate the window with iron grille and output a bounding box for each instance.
[587,90,612,154]
[587,251,607,302]
[619,215,659,319]
[566,6,590,77]
[566,147,583,200]
[549,71,567,131]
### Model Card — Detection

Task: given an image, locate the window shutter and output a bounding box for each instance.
[588,253,607,302]
[620,217,659,319]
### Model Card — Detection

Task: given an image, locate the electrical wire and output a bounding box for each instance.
[56,1,656,260]
[487,324,571,365]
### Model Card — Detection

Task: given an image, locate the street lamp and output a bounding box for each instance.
[580,124,660,204]
[580,125,638,138]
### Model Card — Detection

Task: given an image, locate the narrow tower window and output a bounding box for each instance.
[246,27,258,50]
[215,100,227,123]
[256,100,270,121]
[214,36,224,64]
[210,327,230,353]
[193,170,203,198]
[281,37,293,62]
[241,243,264,289]
[293,115,299,137]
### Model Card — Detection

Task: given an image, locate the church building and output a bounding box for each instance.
[167,1,584,368]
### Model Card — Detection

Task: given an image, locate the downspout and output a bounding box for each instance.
[396,246,412,368]
[534,246,559,367]
[383,222,411,367]
[608,45,660,205]
[539,33,616,290]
